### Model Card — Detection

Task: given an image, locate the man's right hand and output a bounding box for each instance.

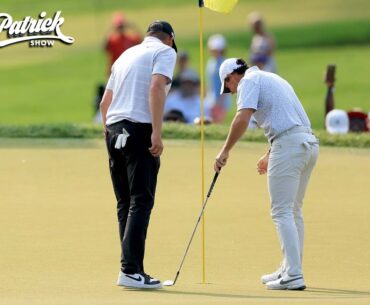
[149,133,163,157]
[214,149,229,173]
[256,152,269,175]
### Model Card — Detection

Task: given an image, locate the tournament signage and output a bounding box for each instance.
[0,11,75,48]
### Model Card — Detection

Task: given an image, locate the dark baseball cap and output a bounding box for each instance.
[147,20,177,52]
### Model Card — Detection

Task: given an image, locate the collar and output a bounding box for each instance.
[245,66,260,74]
[143,36,163,44]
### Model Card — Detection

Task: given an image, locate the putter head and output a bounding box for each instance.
[162,280,174,286]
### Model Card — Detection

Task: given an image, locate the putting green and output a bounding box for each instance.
[0,139,369,305]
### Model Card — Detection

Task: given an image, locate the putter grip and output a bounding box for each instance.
[207,172,219,197]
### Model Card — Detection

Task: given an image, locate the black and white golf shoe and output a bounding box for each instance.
[117,271,162,289]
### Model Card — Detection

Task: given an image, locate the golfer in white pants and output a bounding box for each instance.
[214,58,319,290]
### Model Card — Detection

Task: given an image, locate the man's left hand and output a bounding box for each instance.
[149,133,164,157]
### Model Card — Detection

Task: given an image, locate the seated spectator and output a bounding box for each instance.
[347,108,369,132]
[205,34,231,123]
[171,51,194,91]
[93,84,106,123]
[163,110,187,123]
[164,70,211,124]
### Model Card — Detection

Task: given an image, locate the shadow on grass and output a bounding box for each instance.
[306,287,370,296]
[122,286,370,300]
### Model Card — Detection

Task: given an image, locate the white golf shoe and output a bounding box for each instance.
[261,267,283,284]
[117,271,162,289]
[266,274,306,290]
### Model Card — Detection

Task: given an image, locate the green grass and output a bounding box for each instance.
[1,0,370,132]
[1,123,369,148]
[1,139,369,305]
[225,20,370,50]
[0,0,193,16]
[1,21,369,128]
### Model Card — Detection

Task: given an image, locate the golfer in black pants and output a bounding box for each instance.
[100,20,177,289]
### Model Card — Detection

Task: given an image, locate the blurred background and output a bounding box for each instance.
[1,0,370,129]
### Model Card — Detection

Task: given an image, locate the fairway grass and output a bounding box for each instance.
[0,139,369,305]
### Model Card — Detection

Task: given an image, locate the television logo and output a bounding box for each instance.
[0,11,75,48]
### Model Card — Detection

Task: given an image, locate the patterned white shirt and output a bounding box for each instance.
[236,66,311,143]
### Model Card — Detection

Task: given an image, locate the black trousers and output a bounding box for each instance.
[105,120,160,274]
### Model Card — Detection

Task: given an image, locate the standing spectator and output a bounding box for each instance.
[205,34,232,123]
[248,12,277,73]
[104,12,142,76]
[100,20,177,289]
[95,13,142,123]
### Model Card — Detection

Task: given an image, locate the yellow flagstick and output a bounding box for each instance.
[198,0,239,285]
[198,0,206,284]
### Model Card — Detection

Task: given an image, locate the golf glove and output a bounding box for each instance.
[114,128,130,149]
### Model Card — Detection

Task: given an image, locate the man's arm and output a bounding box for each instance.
[100,89,113,130]
[148,74,169,157]
[214,108,254,172]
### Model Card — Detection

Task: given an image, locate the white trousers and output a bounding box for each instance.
[268,131,319,276]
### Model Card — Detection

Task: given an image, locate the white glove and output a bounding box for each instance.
[114,128,130,149]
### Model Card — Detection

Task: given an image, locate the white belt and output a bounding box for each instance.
[272,126,313,143]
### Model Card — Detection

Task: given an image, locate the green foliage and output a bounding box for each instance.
[224,20,370,50]
[1,123,369,148]
[1,0,370,140]
[0,0,193,16]
[1,20,370,128]
[0,124,102,138]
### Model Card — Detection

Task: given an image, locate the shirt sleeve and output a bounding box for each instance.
[236,79,260,111]
[106,70,115,90]
[153,48,177,81]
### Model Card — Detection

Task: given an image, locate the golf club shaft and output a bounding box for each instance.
[172,171,220,285]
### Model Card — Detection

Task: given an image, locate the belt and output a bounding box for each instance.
[108,119,151,128]
[271,126,313,144]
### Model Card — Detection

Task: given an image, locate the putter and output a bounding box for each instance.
[163,170,220,287]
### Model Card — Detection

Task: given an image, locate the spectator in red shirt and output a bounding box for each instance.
[105,12,142,75]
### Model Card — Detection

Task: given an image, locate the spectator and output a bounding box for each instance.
[171,51,192,90]
[347,109,369,132]
[104,12,142,76]
[248,12,277,73]
[164,70,210,124]
[93,84,105,123]
[205,34,232,123]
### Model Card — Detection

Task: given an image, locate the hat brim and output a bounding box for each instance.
[220,81,231,94]
[172,40,177,53]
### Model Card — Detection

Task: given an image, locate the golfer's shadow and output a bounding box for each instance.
[306,287,370,297]
[129,286,370,300]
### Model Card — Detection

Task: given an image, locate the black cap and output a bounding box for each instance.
[147,20,177,53]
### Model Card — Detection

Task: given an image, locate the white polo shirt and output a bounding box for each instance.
[236,66,311,143]
[106,36,177,125]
